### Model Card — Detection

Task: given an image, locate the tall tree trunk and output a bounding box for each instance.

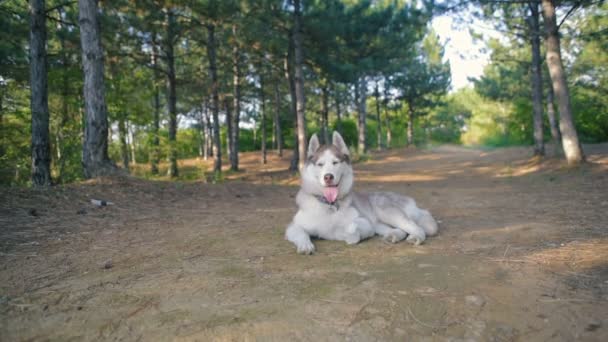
[274,78,283,157]
[56,27,70,183]
[204,99,213,159]
[293,0,307,170]
[356,78,367,153]
[151,46,160,175]
[374,83,382,151]
[386,114,392,148]
[321,83,329,144]
[407,105,414,146]
[79,0,116,178]
[225,97,232,162]
[285,42,299,171]
[0,93,4,160]
[334,84,342,135]
[118,116,129,170]
[30,0,52,186]
[151,92,160,173]
[541,0,584,165]
[166,10,178,177]
[260,72,267,164]
[546,80,561,145]
[528,2,544,156]
[231,24,240,171]
[207,24,222,173]
[198,105,205,158]
[383,87,391,148]
[128,121,136,164]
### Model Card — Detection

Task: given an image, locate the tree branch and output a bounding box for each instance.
[46,14,76,27]
[557,4,580,29]
[45,1,77,13]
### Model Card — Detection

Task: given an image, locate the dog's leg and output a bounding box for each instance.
[375,222,407,243]
[415,209,438,236]
[285,223,315,254]
[375,207,426,245]
[341,217,374,245]
[354,217,375,241]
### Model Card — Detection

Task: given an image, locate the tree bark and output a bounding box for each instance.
[79,0,116,178]
[356,78,367,153]
[407,106,414,146]
[386,114,392,148]
[383,87,391,148]
[285,38,298,171]
[528,2,544,156]
[260,72,267,164]
[374,83,382,151]
[128,122,136,164]
[207,24,222,173]
[334,84,342,135]
[56,17,70,183]
[204,99,213,159]
[274,78,283,157]
[321,83,329,145]
[150,45,160,175]
[30,0,52,186]
[231,24,240,171]
[118,116,129,170]
[225,97,232,162]
[546,79,561,144]
[166,9,178,177]
[541,0,584,164]
[198,105,205,158]
[293,0,307,170]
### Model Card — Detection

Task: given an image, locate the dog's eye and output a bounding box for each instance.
[332,161,339,165]
[317,162,324,167]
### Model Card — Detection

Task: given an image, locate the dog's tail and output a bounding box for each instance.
[416,209,438,236]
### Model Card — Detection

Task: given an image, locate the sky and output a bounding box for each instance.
[431,14,491,91]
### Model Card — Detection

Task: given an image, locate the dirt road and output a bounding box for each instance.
[1,145,607,341]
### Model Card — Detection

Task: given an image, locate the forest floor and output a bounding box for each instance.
[1,144,608,341]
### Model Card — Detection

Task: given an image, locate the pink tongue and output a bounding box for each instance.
[323,187,339,203]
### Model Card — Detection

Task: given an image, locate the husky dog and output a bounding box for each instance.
[285,131,438,254]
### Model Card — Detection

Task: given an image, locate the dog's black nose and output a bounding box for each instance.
[324,174,334,183]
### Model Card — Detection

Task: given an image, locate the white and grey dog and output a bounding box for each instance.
[285,131,438,254]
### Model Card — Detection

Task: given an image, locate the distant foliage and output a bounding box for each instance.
[1,1,606,185]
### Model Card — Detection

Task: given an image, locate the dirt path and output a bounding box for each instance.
[1,145,608,341]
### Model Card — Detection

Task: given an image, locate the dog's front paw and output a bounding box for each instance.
[345,232,361,245]
[384,229,407,243]
[406,234,424,246]
[344,222,362,245]
[296,241,315,254]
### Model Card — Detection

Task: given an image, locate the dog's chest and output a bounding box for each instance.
[295,201,359,232]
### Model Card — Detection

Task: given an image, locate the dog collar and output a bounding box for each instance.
[315,195,340,210]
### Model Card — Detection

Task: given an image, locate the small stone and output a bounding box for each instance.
[102,259,113,269]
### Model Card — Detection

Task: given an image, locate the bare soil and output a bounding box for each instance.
[1,144,608,341]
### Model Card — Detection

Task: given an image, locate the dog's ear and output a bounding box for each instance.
[332,131,349,156]
[307,134,320,158]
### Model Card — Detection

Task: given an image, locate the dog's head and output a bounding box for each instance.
[301,131,353,203]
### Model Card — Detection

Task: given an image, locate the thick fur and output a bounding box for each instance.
[285,131,438,254]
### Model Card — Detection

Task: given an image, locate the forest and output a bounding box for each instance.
[0,0,606,185]
[2,1,608,340]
